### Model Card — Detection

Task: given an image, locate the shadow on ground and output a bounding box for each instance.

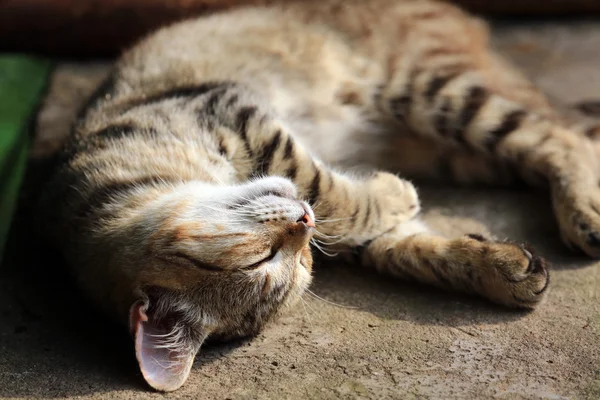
[1,177,598,398]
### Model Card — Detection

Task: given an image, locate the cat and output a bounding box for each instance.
[39,0,600,392]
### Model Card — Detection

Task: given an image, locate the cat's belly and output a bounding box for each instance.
[284,103,396,171]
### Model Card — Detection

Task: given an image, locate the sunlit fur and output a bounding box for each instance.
[48,174,315,331]
[41,0,600,392]
[136,177,315,339]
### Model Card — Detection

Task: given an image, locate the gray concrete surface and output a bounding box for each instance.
[2,20,600,399]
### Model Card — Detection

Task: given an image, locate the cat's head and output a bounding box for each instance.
[114,177,315,391]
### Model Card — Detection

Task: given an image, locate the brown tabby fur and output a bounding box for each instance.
[39,0,600,391]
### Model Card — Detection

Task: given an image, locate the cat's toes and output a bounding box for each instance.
[367,172,420,225]
[554,189,600,258]
[494,244,550,308]
[460,237,550,308]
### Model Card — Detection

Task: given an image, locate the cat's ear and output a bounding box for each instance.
[129,298,207,392]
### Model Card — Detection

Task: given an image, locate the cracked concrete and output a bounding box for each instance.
[1,19,600,400]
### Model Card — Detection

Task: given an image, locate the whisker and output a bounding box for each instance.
[314,216,354,224]
[312,236,346,248]
[313,233,346,246]
[313,230,344,239]
[310,239,339,257]
[299,297,315,328]
[312,237,331,247]
[146,332,179,338]
[306,289,357,309]
[311,200,325,212]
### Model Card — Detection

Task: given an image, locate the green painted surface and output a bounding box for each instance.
[0,56,53,262]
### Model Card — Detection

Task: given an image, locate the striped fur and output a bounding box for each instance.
[38,0,600,391]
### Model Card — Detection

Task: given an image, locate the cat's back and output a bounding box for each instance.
[76,0,486,167]
[111,2,376,117]
[102,0,480,113]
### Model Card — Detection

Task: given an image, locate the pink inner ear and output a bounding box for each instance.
[129,301,199,392]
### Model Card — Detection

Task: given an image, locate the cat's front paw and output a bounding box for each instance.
[553,186,600,258]
[366,172,420,228]
[447,235,550,308]
[458,236,550,308]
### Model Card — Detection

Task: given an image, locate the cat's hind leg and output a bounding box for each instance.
[377,16,600,257]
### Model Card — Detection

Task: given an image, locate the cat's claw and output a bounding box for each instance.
[458,237,550,308]
[495,244,550,308]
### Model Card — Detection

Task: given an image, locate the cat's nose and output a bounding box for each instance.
[285,210,315,248]
[279,207,315,249]
[296,212,315,228]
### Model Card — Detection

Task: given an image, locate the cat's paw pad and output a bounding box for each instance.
[554,189,600,258]
[460,238,550,308]
[367,172,420,225]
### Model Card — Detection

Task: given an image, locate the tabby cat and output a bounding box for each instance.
[40,0,600,391]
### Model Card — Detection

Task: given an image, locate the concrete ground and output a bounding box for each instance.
[2,19,600,400]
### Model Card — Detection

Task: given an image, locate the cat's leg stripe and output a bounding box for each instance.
[389,94,412,123]
[235,106,258,156]
[428,260,451,286]
[217,137,228,156]
[425,72,460,103]
[372,197,381,222]
[350,205,361,223]
[388,68,419,124]
[285,164,298,181]
[361,199,372,229]
[421,47,464,61]
[434,97,452,137]
[205,85,231,114]
[484,109,527,152]
[307,168,321,205]
[283,136,294,159]
[256,130,282,174]
[456,86,489,135]
[225,94,239,108]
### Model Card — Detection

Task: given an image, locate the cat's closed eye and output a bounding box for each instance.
[242,249,278,270]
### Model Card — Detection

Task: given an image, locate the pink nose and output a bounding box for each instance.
[297,212,315,228]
